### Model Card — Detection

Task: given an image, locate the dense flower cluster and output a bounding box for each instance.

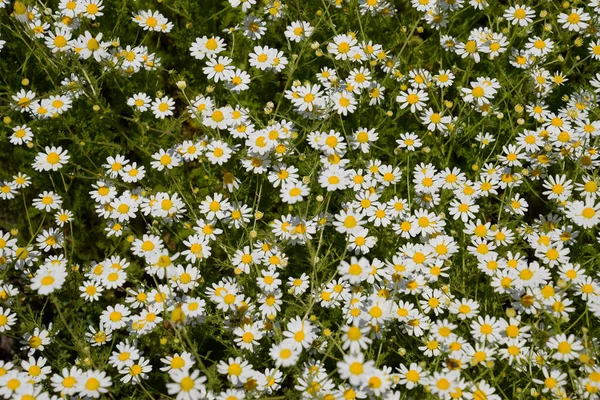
[1,0,600,399]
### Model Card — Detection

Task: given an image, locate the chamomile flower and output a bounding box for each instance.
[270,340,300,367]
[10,125,33,145]
[0,307,17,333]
[242,15,267,40]
[203,56,234,82]
[77,370,112,399]
[526,37,554,58]
[504,5,535,27]
[128,92,152,111]
[227,68,251,92]
[0,181,17,200]
[337,353,375,386]
[21,327,51,356]
[79,280,104,302]
[119,356,152,385]
[190,35,226,60]
[331,91,357,116]
[547,333,583,361]
[455,39,481,62]
[30,264,67,295]
[120,162,145,183]
[557,8,590,32]
[287,274,310,295]
[151,96,175,119]
[206,140,234,165]
[281,182,309,204]
[233,322,263,351]
[32,191,63,212]
[160,352,195,373]
[350,127,378,153]
[100,304,131,330]
[51,366,83,396]
[328,33,358,61]
[45,27,73,53]
[54,209,73,227]
[449,298,479,320]
[75,31,108,62]
[33,146,70,171]
[285,21,313,42]
[396,88,429,113]
[21,356,51,382]
[566,199,600,228]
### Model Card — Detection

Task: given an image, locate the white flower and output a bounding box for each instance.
[151,96,175,119]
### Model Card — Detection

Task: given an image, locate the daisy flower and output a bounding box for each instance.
[132,9,168,32]
[33,146,70,171]
[79,280,104,302]
[32,191,63,212]
[121,162,146,183]
[190,35,226,60]
[281,182,309,204]
[203,56,235,82]
[455,39,481,62]
[30,264,67,295]
[166,369,207,400]
[21,356,51,382]
[449,298,479,320]
[547,334,583,361]
[557,8,590,32]
[396,88,429,113]
[127,92,152,111]
[226,68,251,92]
[10,125,33,145]
[503,5,535,27]
[270,340,300,367]
[285,21,313,42]
[0,307,17,333]
[59,0,84,17]
[47,94,72,115]
[151,96,175,119]
[119,357,152,385]
[566,199,600,228]
[337,353,375,386]
[331,91,357,116]
[328,33,358,61]
[242,15,267,40]
[75,31,108,62]
[77,370,112,399]
[0,181,17,200]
